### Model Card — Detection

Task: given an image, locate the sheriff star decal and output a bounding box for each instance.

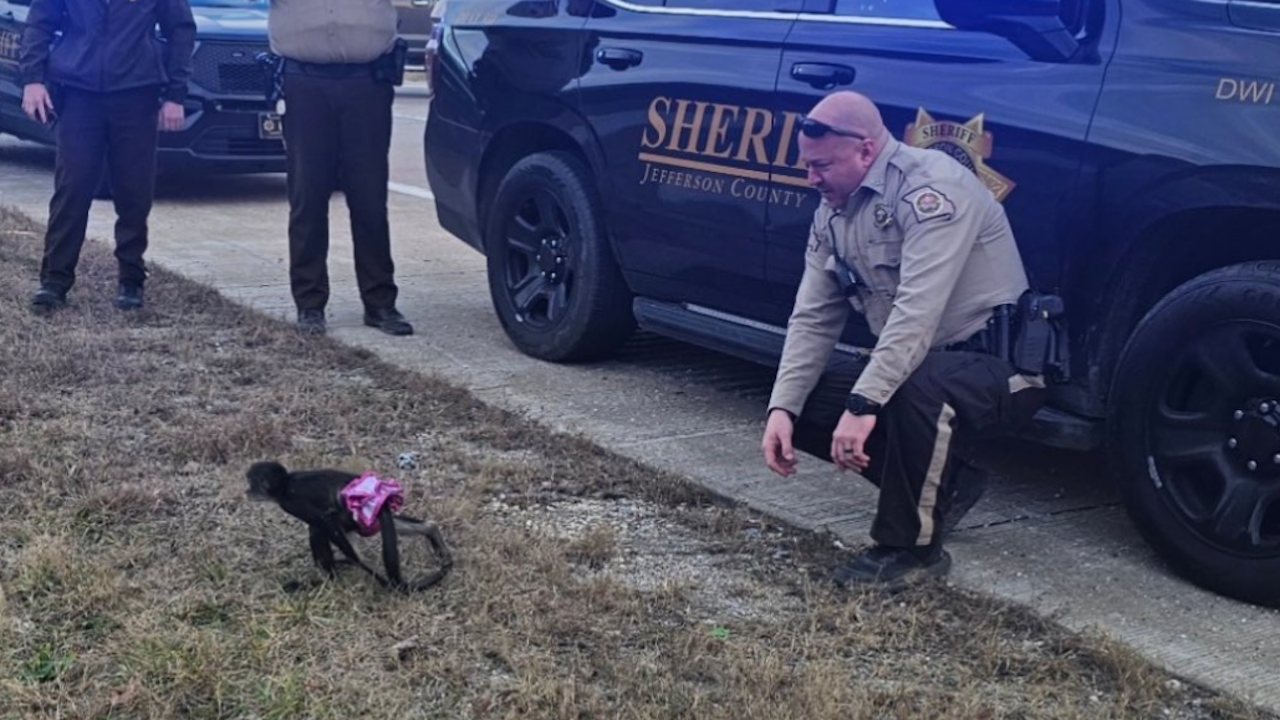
[904,186,955,223]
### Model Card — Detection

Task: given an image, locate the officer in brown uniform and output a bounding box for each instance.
[762,91,1046,590]
[267,0,413,336]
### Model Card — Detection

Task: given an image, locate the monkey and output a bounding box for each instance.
[245,461,453,593]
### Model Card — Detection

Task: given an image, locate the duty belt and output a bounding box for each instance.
[939,303,1016,358]
[282,58,379,78]
[939,329,994,354]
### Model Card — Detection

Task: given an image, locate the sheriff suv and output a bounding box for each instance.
[0,0,285,175]
[423,0,1280,608]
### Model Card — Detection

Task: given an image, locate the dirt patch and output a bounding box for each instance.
[0,205,1273,720]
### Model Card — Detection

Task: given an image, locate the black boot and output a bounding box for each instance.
[830,544,952,592]
[363,306,413,336]
[296,308,326,335]
[115,282,144,311]
[30,285,67,314]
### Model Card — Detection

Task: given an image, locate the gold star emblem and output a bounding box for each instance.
[905,109,1016,202]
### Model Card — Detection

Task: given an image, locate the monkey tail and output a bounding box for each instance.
[388,515,454,593]
[406,565,452,592]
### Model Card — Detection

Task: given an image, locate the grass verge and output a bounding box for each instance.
[0,206,1272,720]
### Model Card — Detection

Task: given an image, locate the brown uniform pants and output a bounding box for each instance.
[282,68,398,312]
[792,350,1046,549]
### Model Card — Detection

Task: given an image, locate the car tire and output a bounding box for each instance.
[483,151,635,361]
[1107,262,1280,607]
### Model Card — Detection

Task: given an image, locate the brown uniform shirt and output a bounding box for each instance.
[768,138,1030,416]
[268,0,397,65]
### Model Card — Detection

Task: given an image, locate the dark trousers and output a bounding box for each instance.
[41,86,160,292]
[282,70,397,311]
[793,351,1046,549]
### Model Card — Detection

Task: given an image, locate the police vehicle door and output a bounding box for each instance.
[765,0,1114,341]
[578,0,800,317]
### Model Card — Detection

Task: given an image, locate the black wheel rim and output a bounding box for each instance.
[1145,320,1280,558]
[499,189,575,330]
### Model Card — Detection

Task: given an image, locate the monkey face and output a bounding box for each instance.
[244,460,290,501]
[245,479,274,501]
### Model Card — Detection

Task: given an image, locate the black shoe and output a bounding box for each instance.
[363,306,413,336]
[297,308,326,335]
[114,282,144,311]
[30,285,67,314]
[940,467,988,537]
[830,544,952,592]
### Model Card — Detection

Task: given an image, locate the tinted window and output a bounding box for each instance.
[665,0,784,9]
[189,0,268,6]
[833,0,941,21]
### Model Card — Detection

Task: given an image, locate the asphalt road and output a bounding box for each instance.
[1,87,1277,713]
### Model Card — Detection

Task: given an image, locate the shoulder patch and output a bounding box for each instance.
[902,186,956,224]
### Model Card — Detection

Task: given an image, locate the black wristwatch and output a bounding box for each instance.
[844,392,881,416]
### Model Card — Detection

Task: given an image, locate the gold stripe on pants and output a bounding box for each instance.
[916,402,957,546]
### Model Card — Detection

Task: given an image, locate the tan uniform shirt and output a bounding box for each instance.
[768,138,1030,416]
[268,0,398,65]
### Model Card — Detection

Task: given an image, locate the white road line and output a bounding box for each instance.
[388,181,434,200]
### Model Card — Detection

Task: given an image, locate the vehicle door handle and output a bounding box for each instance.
[596,47,643,70]
[790,63,855,90]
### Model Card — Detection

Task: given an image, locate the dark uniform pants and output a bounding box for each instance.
[793,351,1046,549]
[282,70,397,312]
[41,86,160,292]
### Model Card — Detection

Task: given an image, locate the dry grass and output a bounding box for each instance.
[0,205,1272,720]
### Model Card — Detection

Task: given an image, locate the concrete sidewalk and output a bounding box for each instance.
[1,96,1277,712]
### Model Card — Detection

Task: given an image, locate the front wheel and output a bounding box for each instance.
[483,151,635,362]
[1108,262,1280,607]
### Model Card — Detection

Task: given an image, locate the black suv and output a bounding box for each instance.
[0,0,284,175]
[423,0,1280,608]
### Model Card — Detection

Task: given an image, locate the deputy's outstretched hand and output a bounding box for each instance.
[762,409,798,476]
[831,411,876,472]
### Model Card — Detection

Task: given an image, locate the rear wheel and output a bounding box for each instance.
[1108,262,1280,607]
[483,151,634,361]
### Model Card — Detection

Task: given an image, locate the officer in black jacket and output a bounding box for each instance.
[19,0,196,313]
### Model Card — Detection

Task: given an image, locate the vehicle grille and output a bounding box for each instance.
[192,41,268,96]
[192,127,284,157]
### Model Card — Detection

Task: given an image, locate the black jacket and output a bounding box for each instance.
[18,0,196,103]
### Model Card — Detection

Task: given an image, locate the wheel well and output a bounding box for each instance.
[475,123,587,247]
[1094,207,1280,404]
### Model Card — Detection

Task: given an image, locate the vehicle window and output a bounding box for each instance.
[663,0,785,9]
[188,0,268,6]
[833,0,942,21]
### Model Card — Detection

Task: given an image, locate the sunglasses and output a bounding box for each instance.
[799,117,867,141]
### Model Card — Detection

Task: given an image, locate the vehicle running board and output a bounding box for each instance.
[632,297,1101,452]
[633,297,867,372]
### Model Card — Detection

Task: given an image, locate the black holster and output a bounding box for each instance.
[374,38,409,87]
[1011,290,1071,383]
[255,51,285,104]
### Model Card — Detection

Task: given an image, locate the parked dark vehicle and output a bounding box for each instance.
[423,0,1280,608]
[0,0,285,175]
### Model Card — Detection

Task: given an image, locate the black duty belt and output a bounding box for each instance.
[282,58,378,78]
[940,328,994,354]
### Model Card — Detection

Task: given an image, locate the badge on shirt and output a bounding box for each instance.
[903,186,955,223]
[873,204,894,230]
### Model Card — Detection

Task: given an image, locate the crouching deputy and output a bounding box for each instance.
[762,91,1067,591]
[265,0,412,336]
